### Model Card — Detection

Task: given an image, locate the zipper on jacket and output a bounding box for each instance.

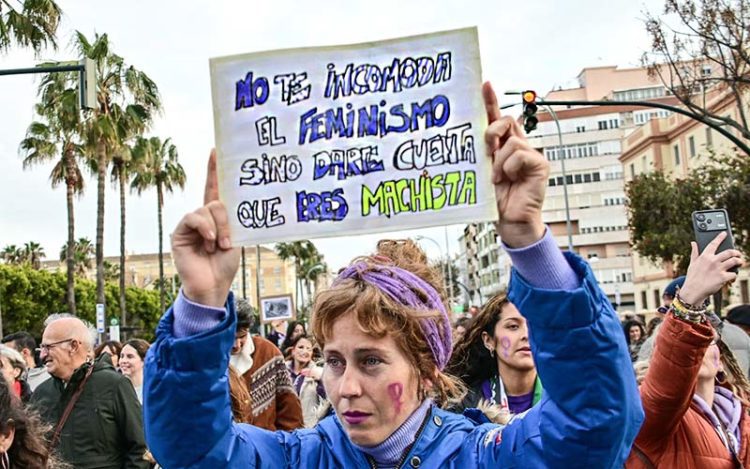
[365,405,433,469]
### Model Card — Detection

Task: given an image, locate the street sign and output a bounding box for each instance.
[109,325,121,342]
[96,304,105,333]
[110,317,119,326]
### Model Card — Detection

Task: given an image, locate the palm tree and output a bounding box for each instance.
[110,105,151,331]
[22,241,45,269]
[0,0,61,54]
[131,136,185,312]
[20,67,84,313]
[275,241,323,311]
[0,245,22,265]
[60,237,94,277]
[74,31,161,311]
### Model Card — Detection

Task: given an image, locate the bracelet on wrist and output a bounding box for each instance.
[670,302,707,324]
[674,293,710,311]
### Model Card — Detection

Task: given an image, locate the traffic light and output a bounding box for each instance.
[522,90,538,134]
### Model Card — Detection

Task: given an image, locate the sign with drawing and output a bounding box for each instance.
[259,294,295,324]
[210,27,495,245]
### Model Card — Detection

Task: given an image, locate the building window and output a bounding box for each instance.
[674,144,680,166]
[609,119,619,129]
[273,266,282,274]
[630,164,635,179]
[548,178,556,187]
[576,125,585,133]
[574,174,582,184]
[641,290,648,309]
[689,136,696,157]
[598,121,608,130]
[592,172,601,182]
[653,289,660,309]
[556,176,564,185]
[584,173,592,183]
[741,280,749,304]
[706,128,713,147]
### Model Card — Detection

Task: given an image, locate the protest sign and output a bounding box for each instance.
[210,27,496,245]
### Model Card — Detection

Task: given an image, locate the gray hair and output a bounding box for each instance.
[0,344,26,372]
[44,313,97,351]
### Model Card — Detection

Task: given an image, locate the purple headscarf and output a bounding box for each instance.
[334,259,453,370]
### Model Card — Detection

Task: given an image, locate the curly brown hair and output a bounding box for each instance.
[311,239,464,407]
[446,293,511,387]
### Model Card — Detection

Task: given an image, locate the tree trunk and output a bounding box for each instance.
[118,164,127,336]
[66,177,76,315]
[96,146,106,309]
[65,148,77,315]
[157,183,165,313]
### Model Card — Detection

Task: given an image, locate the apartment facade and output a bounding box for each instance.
[523,65,689,311]
[620,88,750,312]
[457,222,511,307]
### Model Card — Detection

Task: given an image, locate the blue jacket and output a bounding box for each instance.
[144,253,643,468]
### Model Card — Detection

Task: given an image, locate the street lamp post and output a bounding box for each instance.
[443,226,454,306]
[542,104,574,252]
[415,235,449,298]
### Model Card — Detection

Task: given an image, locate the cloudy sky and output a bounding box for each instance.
[0,0,662,270]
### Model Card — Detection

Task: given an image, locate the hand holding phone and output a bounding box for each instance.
[692,209,739,274]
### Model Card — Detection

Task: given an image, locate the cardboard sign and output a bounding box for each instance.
[210,27,496,245]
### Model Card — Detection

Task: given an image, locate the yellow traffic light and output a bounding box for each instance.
[522,90,537,103]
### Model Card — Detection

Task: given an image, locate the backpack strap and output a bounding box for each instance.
[49,363,95,449]
[630,446,655,469]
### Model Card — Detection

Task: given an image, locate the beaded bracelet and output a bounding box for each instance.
[670,301,707,324]
[674,292,710,311]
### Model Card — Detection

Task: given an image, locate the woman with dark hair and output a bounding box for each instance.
[279,321,306,357]
[623,319,647,362]
[0,378,65,468]
[143,81,643,468]
[120,339,150,404]
[447,294,541,420]
[95,340,123,369]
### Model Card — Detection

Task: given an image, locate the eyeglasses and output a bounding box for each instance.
[37,338,74,353]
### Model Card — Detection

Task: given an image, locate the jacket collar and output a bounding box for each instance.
[316,404,484,466]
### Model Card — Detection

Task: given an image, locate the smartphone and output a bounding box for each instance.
[692,209,738,273]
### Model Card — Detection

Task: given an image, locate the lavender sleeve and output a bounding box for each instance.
[172,289,228,338]
[503,228,580,290]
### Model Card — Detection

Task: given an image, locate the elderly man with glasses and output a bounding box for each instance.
[29,315,149,469]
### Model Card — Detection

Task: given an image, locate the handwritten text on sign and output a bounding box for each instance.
[210,27,496,245]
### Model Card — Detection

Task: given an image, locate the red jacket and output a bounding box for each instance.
[626,314,750,468]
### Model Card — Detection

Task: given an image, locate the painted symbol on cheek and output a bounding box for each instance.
[500,337,511,358]
[387,383,403,414]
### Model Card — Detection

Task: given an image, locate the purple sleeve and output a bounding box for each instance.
[172,289,228,338]
[503,228,580,290]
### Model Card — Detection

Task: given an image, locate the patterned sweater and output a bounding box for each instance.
[230,336,303,431]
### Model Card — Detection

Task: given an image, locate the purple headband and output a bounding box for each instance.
[334,260,453,370]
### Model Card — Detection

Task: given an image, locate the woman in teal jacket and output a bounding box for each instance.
[144,82,643,468]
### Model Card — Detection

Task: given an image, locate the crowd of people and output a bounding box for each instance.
[0,82,747,468]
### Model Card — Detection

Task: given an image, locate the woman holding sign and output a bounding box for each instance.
[143,83,643,468]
